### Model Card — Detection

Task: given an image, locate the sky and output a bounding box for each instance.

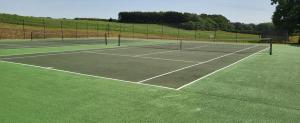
[0,0,276,24]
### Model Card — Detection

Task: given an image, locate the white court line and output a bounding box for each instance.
[0,60,177,91]
[1,51,84,60]
[134,50,177,57]
[176,47,269,90]
[84,51,197,63]
[138,45,258,83]
[139,56,196,63]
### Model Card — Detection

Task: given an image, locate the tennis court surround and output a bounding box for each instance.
[0,39,271,90]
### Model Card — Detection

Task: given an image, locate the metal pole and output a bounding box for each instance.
[286,31,289,44]
[97,23,99,38]
[194,25,197,40]
[270,39,273,55]
[119,23,122,35]
[177,25,180,40]
[132,24,134,39]
[75,23,78,39]
[107,23,110,37]
[61,21,63,40]
[235,31,238,43]
[30,32,33,41]
[86,23,89,38]
[0,31,2,40]
[161,24,164,40]
[214,30,217,42]
[118,34,121,46]
[179,40,183,50]
[298,34,300,44]
[22,19,25,39]
[43,19,46,39]
[146,24,149,39]
[105,33,108,45]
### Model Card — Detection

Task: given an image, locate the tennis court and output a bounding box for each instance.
[0,39,271,90]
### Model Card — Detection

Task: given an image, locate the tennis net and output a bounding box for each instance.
[123,38,272,55]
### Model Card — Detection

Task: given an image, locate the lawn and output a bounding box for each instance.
[0,44,299,122]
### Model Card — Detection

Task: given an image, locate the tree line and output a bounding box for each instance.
[270,0,300,43]
[271,0,299,33]
[118,11,274,34]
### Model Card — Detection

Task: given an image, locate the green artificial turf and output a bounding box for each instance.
[0,44,300,122]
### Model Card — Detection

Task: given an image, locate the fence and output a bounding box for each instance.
[261,30,289,43]
[0,17,258,41]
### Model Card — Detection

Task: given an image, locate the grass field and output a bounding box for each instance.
[0,41,299,122]
[290,36,299,43]
[0,13,259,40]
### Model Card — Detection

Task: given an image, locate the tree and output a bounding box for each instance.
[256,23,275,32]
[271,0,300,43]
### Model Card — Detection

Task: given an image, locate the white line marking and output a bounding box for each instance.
[0,60,177,91]
[1,51,84,60]
[139,56,196,63]
[183,45,211,50]
[176,47,269,90]
[138,45,258,83]
[134,50,177,57]
[84,51,133,57]
[84,51,198,63]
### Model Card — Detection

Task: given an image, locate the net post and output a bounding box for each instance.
[118,34,121,46]
[269,38,273,55]
[105,33,108,45]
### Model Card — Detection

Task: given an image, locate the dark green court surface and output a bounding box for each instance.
[0,44,268,89]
